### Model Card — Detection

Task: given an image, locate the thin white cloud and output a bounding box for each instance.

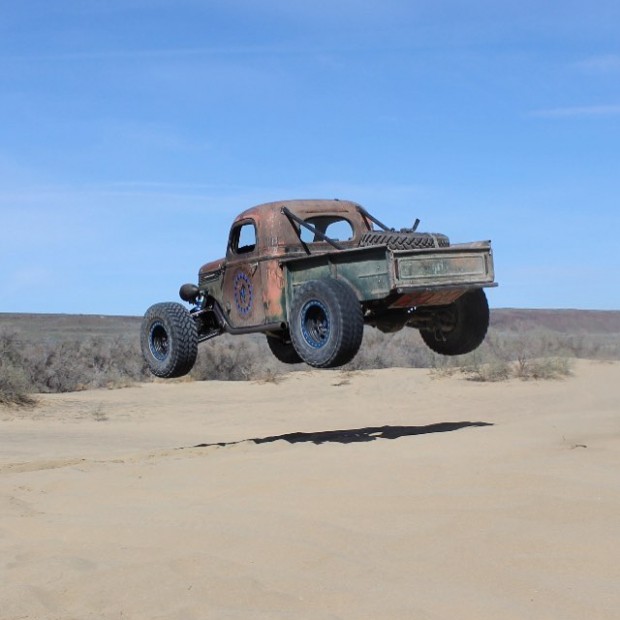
[24,46,285,61]
[4,43,367,63]
[530,105,620,118]
[576,54,620,73]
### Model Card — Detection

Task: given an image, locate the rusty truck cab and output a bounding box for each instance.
[199,200,372,329]
[227,199,370,257]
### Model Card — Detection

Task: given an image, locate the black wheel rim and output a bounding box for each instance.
[149,322,170,360]
[300,300,330,349]
[437,306,459,333]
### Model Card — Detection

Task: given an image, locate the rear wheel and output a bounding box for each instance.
[420,289,489,356]
[140,302,198,377]
[289,279,364,368]
[266,333,303,364]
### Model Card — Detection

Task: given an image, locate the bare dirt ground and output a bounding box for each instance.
[1,360,619,619]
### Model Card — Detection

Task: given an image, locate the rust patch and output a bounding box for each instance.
[389,289,465,308]
[199,257,225,276]
[262,259,286,322]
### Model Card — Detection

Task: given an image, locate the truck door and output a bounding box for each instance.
[222,219,266,328]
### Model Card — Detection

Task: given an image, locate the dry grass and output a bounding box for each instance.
[254,368,284,384]
[430,350,573,383]
[514,356,573,381]
[0,380,37,408]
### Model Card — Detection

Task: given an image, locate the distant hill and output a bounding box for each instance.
[490,309,620,333]
[1,308,619,342]
[0,313,142,342]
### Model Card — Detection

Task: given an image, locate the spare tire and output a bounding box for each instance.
[360,230,449,251]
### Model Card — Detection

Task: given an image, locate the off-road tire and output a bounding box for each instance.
[420,289,489,356]
[360,230,450,250]
[266,334,303,364]
[289,279,364,368]
[141,302,198,378]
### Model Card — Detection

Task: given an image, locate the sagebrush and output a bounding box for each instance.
[1,317,619,405]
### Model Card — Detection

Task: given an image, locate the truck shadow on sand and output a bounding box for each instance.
[192,422,493,448]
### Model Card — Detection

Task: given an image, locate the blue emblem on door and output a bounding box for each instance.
[233,271,253,315]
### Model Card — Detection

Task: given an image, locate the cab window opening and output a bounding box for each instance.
[230,222,257,254]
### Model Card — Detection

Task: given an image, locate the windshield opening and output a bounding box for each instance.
[300,216,354,243]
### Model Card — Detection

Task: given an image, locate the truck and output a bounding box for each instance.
[140,199,496,377]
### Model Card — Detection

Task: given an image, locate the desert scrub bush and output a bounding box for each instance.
[0,328,148,394]
[463,359,512,382]
[0,366,36,407]
[23,335,148,392]
[0,330,37,406]
[0,310,607,395]
[345,327,434,371]
[430,358,571,382]
[515,356,573,380]
[455,348,514,381]
[190,335,286,381]
[486,324,620,361]
[428,335,572,382]
[255,368,284,384]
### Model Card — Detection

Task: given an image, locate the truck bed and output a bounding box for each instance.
[282,242,496,304]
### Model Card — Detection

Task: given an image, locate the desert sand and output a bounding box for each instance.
[1,360,619,619]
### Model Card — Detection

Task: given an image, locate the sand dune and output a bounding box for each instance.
[2,360,619,619]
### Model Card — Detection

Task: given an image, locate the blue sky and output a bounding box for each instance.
[1,0,619,314]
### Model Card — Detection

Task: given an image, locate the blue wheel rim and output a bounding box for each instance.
[149,321,169,361]
[300,300,330,349]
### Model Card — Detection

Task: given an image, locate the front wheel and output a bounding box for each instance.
[140,302,198,377]
[420,289,490,356]
[289,279,364,368]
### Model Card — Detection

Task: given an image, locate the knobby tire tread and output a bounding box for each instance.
[141,302,198,378]
[420,289,489,356]
[290,279,364,368]
[360,231,450,251]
